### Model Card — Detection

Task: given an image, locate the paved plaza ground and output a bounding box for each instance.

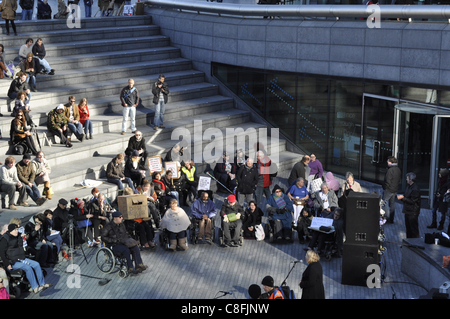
[16,172,447,301]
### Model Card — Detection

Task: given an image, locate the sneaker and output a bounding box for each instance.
[159,125,165,129]
[153,126,158,130]
[48,69,55,75]
[8,204,17,210]
[19,202,30,207]
[121,131,125,135]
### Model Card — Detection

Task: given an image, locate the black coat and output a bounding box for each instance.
[383,164,401,193]
[125,136,147,157]
[236,164,258,195]
[151,80,169,104]
[52,206,70,231]
[101,221,131,246]
[287,161,308,186]
[0,232,26,269]
[401,182,421,215]
[299,261,325,299]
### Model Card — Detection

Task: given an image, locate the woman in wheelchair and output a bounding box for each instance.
[160,199,190,251]
[311,183,339,217]
[266,185,294,243]
[101,211,148,275]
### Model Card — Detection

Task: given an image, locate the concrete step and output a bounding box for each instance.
[0,81,226,135]
[2,24,160,50]
[3,34,171,63]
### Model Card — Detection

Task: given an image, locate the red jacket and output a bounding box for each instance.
[78,104,90,126]
[258,156,273,188]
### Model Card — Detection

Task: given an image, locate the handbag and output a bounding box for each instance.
[255,224,265,241]
[122,237,139,248]
[77,219,92,228]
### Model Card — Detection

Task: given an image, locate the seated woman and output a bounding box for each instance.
[12,91,34,127]
[24,213,55,267]
[70,198,96,247]
[10,110,39,155]
[152,171,168,213]
[78,98,93,140]
[123,187,156,249]
[31,151,52,200]
[162,170,179,203]
[311,183,339,217]
[18,53,38,92]
[124,150,145,189]
[297,206,313,244]
[266,185,294,242]
[160,199,190,251]
[287,177,309,227]
[242,200,263,240]
[42,209,67,259]
[87,193,111,244]
[339,171,362,217]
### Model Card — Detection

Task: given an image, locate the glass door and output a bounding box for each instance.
[430,115,450,207]
[394,103,450,201]
[360,94,398,184]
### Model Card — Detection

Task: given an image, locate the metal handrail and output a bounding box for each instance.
[144,0,450,19]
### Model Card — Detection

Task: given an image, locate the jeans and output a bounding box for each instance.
[84,4,91,17]
[26,75,36,88]
[25,183,41,203]
[122,106,136,132]
[22,9,33,20]
[38,58,51,73]
[11,258,45,290]
[67,122,83,139]
[154,100,165,127]
[82,119,93,134]
[107,177,136,193]
[383,190,397,222]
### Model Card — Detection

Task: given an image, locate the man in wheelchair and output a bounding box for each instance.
[266,185,294,243]
[304,208,344,258]
[191,191,216,244]
[219,195,243,247]
[101,211,148,276]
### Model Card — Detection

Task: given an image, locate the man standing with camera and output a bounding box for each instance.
[152,74,169,130]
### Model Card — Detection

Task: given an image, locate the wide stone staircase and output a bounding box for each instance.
[0,15,301,221]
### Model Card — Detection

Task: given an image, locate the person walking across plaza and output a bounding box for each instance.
[152,74,169,130]
[120,78,139,135]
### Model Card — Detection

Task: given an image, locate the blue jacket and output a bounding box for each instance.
[267,193,293,229]
[191,199,216,219]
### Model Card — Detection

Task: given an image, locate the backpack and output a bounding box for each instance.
[273,285,296,299]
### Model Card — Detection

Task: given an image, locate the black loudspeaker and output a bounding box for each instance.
[345,192,381,245]
[341,243,380,286]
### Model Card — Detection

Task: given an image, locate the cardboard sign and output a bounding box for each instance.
[165,161,180,179]
[198,176,211,191]
[147,155,163,174]
[117,194,147,220]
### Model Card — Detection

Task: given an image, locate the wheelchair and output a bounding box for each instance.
[188,214,216,245]
[264,215,295,244]
[218,219,244,246]
[95,245,132,278]
[159,228,189,251]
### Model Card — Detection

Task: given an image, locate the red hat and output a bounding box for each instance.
[228,195,236,203]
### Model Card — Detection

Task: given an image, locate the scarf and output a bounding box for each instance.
[274,194,286,209]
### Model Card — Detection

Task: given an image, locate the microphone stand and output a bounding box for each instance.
[281,260,301,287]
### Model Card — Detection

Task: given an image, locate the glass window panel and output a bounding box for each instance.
[401,87,437,105]
[327,80,364,178]
[212,64,238,94]
[238,70,265,117]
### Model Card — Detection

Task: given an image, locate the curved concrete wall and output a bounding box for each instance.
[146,7,450,88]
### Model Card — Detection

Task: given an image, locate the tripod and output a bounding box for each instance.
[67,219,88,265]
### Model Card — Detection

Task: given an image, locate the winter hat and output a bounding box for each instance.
[8,224,18,232]
[261,276,274,287]
[227,195,236,203]
[248,284,261,299]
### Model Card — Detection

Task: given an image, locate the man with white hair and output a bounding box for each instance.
[236,157,258,206]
